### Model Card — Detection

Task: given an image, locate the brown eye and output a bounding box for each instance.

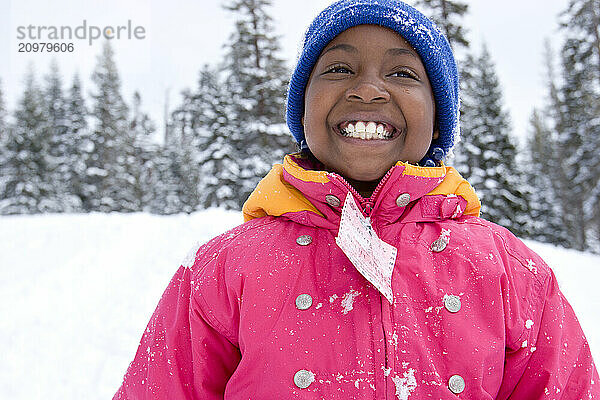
[389,68,419,80]
[324,64,353,74]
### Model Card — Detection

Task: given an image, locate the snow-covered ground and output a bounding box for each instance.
[1,211,598,399]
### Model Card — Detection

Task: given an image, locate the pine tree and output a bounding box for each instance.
[456,45,530,236]
[43,60,82,212]
[160,88,204,214]
[0,77,6,135]
[0,78,9,206]
[160,67,228,213]
[65,73,92,211]
[89,41,135,212]
[194,68,241,210]
[524,109,570,246]
[412,0,472,170]
[551,35,600,250]
[129,91,157,211]
[558,0,600,251]
[0,68,51,214]
[520,43,571,247]
[561,0,600,85]
[168,65,241,211]
[148,145,181,214]
[222,0,294,208]
[413,0,469,50]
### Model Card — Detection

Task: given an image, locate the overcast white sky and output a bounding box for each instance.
[0,0,568,145]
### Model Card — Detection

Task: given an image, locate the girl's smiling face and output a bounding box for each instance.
[303,25,438,194]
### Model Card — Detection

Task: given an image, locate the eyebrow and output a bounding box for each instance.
[321,44,419,59]
[322,43,357,55]
[386,48,419,59]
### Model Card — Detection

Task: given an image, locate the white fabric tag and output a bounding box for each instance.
[335,194,396,304]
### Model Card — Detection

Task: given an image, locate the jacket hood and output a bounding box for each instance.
[243,153,480,227]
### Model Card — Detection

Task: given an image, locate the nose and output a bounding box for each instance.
[345,76,390,103]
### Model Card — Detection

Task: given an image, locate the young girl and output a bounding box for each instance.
[114,1,599,398]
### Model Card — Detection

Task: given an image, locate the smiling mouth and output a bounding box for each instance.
[336,121,397,140]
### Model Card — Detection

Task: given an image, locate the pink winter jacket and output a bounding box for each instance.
[114,154,599,399]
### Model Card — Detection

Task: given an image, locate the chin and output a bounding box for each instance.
[342,169,389,183]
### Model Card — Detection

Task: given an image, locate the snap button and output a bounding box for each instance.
[296,235,313,246]
[431,229,451,253]
[448,374,465,394]
[431,237,448,252]
[295,294,313,310]
[325,194,341,207]
[396,193,411,207]
[294,369,315,389]
[444,295,461,313]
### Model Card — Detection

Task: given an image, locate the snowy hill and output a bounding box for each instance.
[1,210,598,399]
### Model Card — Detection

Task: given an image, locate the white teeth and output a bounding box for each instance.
[341,120,394,140]
[366,122,376,134]
[355,121,366,133]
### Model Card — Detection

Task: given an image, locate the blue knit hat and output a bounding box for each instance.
[286,0,460,166]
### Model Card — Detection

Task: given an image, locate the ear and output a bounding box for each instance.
[301,116,305,126]
[432,120,440,140]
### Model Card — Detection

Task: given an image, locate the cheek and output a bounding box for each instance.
[303,90,319,126]
[406,92,436,129]
[303,90,333,137]
[306,92,327,114]
[423,89,437,125]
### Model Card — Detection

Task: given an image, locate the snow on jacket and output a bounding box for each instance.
[114,153,599,399]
